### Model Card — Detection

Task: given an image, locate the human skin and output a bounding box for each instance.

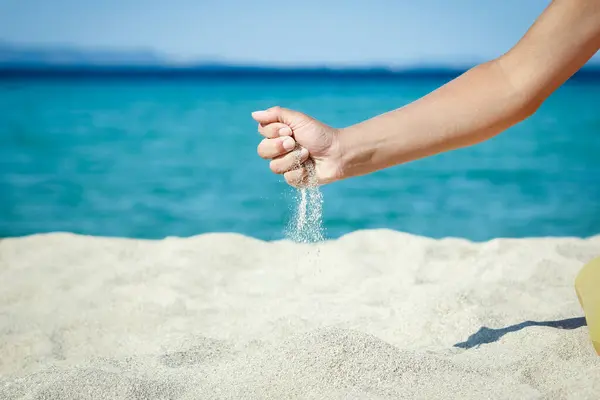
[251,0,600,187]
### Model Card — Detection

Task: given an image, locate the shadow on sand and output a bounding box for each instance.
[454,317,587,349]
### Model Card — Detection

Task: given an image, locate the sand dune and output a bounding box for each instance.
[1,231,599,399]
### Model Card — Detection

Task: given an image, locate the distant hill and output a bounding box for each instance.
[0,42,598,81]
[0,42,457,71]
[0,43,470,78]
[0,42,167,66]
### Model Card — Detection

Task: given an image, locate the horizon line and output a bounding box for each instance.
[1,64,599,81]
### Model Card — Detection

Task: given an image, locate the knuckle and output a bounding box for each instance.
[270,160,282,174]
[271,159,289,174]
[257,142,268,158]
[267,124,280,138]
[260,123,281,138]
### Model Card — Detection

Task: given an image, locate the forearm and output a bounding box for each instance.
[337,60,529,179]
[336,0,600,181]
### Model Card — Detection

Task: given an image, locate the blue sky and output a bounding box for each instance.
[1,0,598,66]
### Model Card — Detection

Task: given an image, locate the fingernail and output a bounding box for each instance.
[251,110,267,118]
[300,147,309,157]
[282,137,295,151]
[278,126,292,136]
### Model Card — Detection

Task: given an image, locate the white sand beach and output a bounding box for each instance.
[1,231,599,399]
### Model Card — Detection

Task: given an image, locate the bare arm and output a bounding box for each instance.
[337,0,600,180]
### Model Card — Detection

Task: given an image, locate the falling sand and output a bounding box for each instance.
[285,158,325,243]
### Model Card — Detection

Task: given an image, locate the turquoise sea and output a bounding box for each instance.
[1,75,599,241]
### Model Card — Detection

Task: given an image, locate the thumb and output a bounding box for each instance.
[251,106,304,125]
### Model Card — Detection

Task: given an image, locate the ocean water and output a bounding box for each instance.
[1,76,599,241]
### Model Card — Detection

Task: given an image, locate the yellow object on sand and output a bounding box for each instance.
[575,257,600,355]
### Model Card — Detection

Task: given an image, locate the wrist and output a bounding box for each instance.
[318,127,347,184]
[331,124,373,182]
[326,124,365,183]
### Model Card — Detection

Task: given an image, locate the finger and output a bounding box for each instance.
[270,147,310,174]
[257,136,296,159]
[284,167,308,187]
[252,108,281,124]
[251,106,302,125]
[257,123,292,139]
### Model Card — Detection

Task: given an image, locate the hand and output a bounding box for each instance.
[252,106,343,186]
